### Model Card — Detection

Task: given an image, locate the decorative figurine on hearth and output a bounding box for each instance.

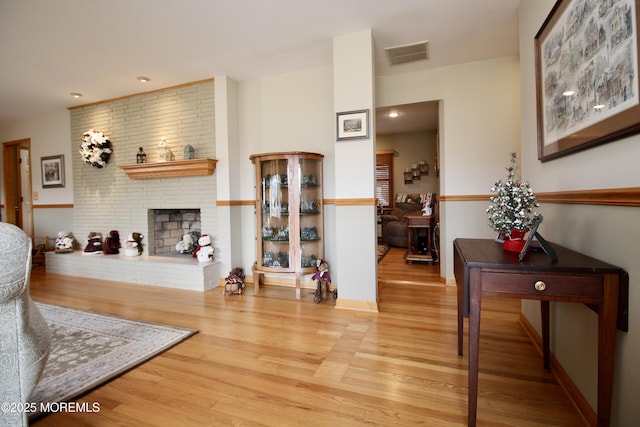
[311,258,337,304]
[103,230,121,254]
[83,231,103,255]
[176,233,195,254]
[124,232,144,256]
[224,267,245,295]
[192,234,214,263]
[54,231,75,253]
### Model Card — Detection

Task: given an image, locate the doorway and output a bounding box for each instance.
[375,101,441,281]
[2,138,34,238]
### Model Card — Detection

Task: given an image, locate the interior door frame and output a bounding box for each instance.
[2,138,34,238]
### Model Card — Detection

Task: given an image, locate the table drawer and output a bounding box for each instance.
[481,271,603,299]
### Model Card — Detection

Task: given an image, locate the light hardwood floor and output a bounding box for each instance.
[29,249,585,426]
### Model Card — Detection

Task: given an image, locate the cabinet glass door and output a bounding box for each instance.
[299,157,323,269]
[259,158,291,271]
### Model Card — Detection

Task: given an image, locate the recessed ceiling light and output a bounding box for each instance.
[563,90,575,96]
[137,76,150,83]
[388,112,399,118]
[70,92,83,98]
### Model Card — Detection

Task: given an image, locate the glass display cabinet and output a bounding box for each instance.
[250,152,324,299]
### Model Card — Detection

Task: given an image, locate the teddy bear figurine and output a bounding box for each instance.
[311,259,337,304]
[83,231,103,255]
[192,234,214,263]
[54,231,75,253]
[224,267,245,295]
[103,230,121,255]
[175,233,195,254]
[124,232,144,257]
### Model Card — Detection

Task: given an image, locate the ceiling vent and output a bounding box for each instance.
[385,41,429,66]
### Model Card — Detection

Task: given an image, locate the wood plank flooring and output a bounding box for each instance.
[29,251,586,426]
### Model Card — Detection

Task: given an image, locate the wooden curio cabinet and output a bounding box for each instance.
[250,152,324,299]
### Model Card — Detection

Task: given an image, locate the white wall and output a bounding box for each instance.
[376,130,438,197]
[235,66,337,278]
[519,2,639,425]
[0,110,74,235]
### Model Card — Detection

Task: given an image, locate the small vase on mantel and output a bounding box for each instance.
[503,229,526,253]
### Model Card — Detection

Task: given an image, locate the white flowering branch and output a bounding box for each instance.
[486,152,539,236]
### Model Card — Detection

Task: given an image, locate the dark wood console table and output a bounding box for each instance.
[453,238,628,427]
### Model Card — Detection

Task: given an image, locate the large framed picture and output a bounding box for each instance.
[535,0,640,161]
[336,109,369,141]
[41,155,65,188]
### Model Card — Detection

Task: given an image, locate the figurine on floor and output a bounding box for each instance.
[124,232,144,256]
[83,231,103,255]
[103,230,121,254]
[224,267,245,295]
[192,234,214,263]
[54,231,75,253]
[311,258,337,304]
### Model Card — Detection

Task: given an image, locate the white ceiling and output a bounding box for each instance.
[0,0,520,128]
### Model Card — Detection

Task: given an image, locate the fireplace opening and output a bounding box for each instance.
[148,209,201,256]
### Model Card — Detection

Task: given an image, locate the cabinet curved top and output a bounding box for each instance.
[250,151,324,162]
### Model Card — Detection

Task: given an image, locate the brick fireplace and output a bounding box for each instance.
[45,79,221,291]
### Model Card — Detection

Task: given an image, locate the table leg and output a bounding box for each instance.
[468,268,481,426]
[457,277,464,356]
[541,300,550,371]
[597,275,619,427]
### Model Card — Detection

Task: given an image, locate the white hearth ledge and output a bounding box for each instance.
[45,251,221,291]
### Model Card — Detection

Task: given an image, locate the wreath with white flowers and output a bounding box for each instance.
[80,129,112,168]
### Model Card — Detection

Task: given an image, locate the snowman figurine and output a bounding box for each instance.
[192,234,214,263]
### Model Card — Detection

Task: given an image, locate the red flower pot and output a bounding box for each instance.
[503,238,526,253]
[509,229,526,239]
[503,229,527,253]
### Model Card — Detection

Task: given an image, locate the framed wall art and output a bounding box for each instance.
[41,154,65,188]
[336,109,369,141]
[535,0,640,161]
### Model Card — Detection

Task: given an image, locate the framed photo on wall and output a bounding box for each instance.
[535,0,640,161]
[41,155,65,188]
[336,109,369,141]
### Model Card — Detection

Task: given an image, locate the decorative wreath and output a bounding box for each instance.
[80,129,112,168]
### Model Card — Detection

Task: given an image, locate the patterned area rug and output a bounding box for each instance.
[377,244,390,263]
[29,302,197,419]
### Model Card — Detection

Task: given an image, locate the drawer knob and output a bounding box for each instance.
[534,280,546,291]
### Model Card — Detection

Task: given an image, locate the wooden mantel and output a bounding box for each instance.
[119,158,217,179]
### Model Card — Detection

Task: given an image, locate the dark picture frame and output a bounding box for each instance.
[41,154,65,188]
[336,109,369,141]
[535,0,640,161]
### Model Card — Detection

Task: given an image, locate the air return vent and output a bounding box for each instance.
[385,41,429,65]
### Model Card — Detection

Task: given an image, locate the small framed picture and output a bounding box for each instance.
[336,109,369,141]
[41,155,65,188]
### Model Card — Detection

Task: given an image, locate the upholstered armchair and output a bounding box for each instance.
[0,223,51,427]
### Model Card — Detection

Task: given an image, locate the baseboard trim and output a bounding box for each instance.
[518,313,595,426]
[335,298,378,312]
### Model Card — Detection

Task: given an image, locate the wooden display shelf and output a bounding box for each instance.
[119,158,217,179]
